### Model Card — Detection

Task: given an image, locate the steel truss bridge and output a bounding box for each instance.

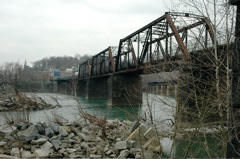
[78,12,216,79]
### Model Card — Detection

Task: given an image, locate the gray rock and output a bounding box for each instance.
[23,145,31,150]
[118,150,130,158]
[45,127,54,137]
[77,132,92,141]
[50,122,60,133]
[141,150,155,159]
[4,99,11,103]
[80,142,89,149]
[18,122,30,131]
[106,150,114,155]
[34,149,49,158]
[90,154,102,158]
[41,141,53,154]
[59,126,68,136]
[0,141,7,146]
[0,106,7,111]
[66,132,75,140]
[58,148,66,154]
[115,141,128,150]
[143,127,157,139]
[7,103,14,107]
[129,121,140,133]
[81,127,90,134]
[35,124,45,134]
[66,148,77,153]
[10,147,20,157]
[143,137,161,152]
[37,122,48,128]
[31,138,48,145]
[22,150,35,158]
[0,124,17,135]
[127,140,136,148]
[138,123,148,134]
[17,125,40,141]
[60,143,70,149]
[49,153,63,158]
[104,146,109,152]
[50,140,62,150]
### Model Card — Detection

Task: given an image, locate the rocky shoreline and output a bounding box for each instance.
[0,92,60,112]
[0,119,167,158]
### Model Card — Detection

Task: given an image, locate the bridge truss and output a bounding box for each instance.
[79,12,215,79]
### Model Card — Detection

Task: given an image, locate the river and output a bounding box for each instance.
[0,92,224,158]
[0,92,176,125]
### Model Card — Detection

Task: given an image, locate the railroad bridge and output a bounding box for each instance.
[51,12,237,114]
[50,7,240,157]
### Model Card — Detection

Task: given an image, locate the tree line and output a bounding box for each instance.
[0,54,92,91]
[32,54,91,71]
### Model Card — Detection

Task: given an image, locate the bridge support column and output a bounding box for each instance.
[87,77,109,99]
[156,85,159,94]
[110,73,142,106]
[53,81,58,93]
[161,85,167,96]
[176,60,219,128]
[167,84,175,96]
[77,80,88,97]
[174,84,178,97]
[166,85,170,96]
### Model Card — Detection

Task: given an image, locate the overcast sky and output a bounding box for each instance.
[0,0,180,65]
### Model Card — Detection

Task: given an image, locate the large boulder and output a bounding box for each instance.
[31,138,48,145]
[115,141,128,150]
[50,140,62,150]
[34,149,49,158]
[59,126,69,137]
[18,125,39,141]
[49,122,60,134]
[45,127,54,137]
[22,150,35,158]
[0,124,17,139]
[40,141,53,154]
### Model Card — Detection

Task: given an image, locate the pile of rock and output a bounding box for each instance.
[0,120,163,158]
[0,93,59,112]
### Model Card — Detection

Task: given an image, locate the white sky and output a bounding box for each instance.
[0,0,182,65]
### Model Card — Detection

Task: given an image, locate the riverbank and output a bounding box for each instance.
[0,119,169,158]
[0,92,60,112]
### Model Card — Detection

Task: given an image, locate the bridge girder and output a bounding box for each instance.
[78,12,216,80]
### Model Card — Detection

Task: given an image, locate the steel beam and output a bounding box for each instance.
[166,14,191,60]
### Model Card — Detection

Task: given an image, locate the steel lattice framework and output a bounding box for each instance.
[78,12,215,79]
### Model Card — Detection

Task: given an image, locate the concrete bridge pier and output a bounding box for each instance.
[77,80,88,97]
[166,85,172,96]
[87,77,109,99]
[110,73,142,106]
[176,60,218,128]
[53,81,58,93]
[174,84,178,97]
[156,85,160,94]
[161,85,167,96]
